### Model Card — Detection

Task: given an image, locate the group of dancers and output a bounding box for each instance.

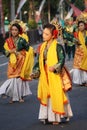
[0,14,87,125]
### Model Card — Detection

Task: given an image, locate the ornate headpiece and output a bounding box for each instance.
[8,19,29,32]
[76,12,87,24]
[50,18,62,36]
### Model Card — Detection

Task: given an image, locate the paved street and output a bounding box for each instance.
[0,54,87,130]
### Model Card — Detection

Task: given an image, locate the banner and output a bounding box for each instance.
[15,0,27,18]
[65,8,73,20]
[39,0,46,14]
[35,0,46,23]
[0,0,5,37]
[35,11,41,23]
[70,4,82,17]
[59,0,64,6]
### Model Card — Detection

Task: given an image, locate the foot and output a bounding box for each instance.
[19,99,24,103]
[65,117,70,122]
[2,95,7,99]
[79,84,83,86]
[52,122,59,125]
[84,83,87,87]
[41,119,48,125]
[9,100,13,104]
[41,119,52,125]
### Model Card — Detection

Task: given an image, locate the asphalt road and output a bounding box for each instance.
[0,54,87,130]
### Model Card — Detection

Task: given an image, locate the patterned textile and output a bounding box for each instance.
[73,31,87,70]
[61,66,72,91]
[38,39,68,115]
[73,46,84,68]
[4,37,29,78]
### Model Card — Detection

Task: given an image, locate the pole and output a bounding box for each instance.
[11,0,15,20]
[0,0,5,37]
[48,0,50,22]
[19,10,22,20]
[0,0,1,34]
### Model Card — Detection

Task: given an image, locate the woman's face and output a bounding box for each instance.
[43,28,53,42]
[78,23,85,31]
[11,26,19,37]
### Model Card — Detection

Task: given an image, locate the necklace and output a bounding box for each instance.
[13,36,19,44]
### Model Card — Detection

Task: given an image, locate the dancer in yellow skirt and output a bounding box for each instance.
[73,20,87,86]
[31,23,73,124]
[0,23,34,103]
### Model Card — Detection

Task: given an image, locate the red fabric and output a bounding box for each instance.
[53,29,58,38]
[70,4,82,16]
[6,37,16,50]
[37,44,42,54]
[73,32,78,39]
[85,23,87,30]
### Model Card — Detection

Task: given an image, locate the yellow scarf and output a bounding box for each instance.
[20,46,34,80]
[78,31,87,70]
[4,42,17,68]
[19,33,29,42]
[38,39,68,115]
[4,42,34,79]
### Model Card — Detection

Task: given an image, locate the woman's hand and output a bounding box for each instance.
[9,49,16,54]
[30,73,35,79]
[30,72,40,79]
[74,39,81,46]
[49,66,55,72]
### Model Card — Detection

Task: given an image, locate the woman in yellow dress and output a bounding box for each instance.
[0,23,34,103]
[31,23,73,124]
[73,20,87,86]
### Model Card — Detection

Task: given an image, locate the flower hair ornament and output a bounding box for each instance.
[19,26,23,34]
[53,29,58,38]
[50,18,62,37]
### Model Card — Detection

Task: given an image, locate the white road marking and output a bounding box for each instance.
[0,62,8,67]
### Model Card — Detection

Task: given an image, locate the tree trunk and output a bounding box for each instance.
[28,0,35,21]
[48,0,50,22]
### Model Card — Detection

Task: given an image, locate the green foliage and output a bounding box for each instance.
[28,19,37,30]
[2,0,85,24]
[75,0,85,11]
[44,0,59,19]
[2,0,10,17]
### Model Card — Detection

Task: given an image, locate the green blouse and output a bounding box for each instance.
[4,37,29,57]
[33,43,65,75]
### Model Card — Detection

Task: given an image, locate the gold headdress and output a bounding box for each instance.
[8,19,29,32]
[50,18,62,36]
[76,12,87,24]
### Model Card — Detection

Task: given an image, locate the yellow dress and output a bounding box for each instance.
[74,31,87,71]
[38,39,68,115]
[19,33,34,80]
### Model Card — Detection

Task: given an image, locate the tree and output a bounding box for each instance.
[75,0,85,11]
[2,0,85,24]
[28,0,35,21]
